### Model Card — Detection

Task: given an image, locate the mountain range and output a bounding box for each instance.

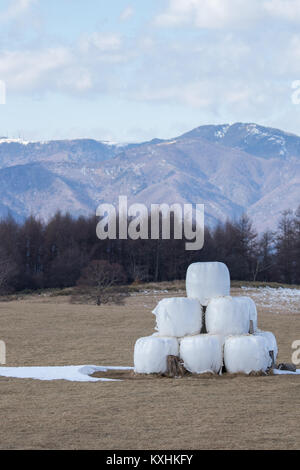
[0,122,299,232]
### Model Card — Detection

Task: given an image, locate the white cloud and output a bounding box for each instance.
[155,0,260,29]
[0,0,37,23]
[280,34,300,76]
[0,31,129,94]
[155,0,300,29]
[0,47,72,90]
[0,1,299,142]
[263,0,300,21]
[120,5,134,22]
[79,32,122,54]
[0,0,298,135]
[132,78,262,114]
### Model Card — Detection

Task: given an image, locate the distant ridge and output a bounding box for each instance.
[0,122,299,231]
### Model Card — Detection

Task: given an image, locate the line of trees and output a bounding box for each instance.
[0,207,299,294]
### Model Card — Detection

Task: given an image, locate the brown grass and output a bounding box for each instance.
[0,287,299,450]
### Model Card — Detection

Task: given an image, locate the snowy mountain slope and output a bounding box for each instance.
[0,138,117,169]
[179,122,300,160]
[0,123,299,231]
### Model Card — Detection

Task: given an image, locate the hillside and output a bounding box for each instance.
[0,123,299,231]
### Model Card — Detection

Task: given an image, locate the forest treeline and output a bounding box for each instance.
[0,206,299,294]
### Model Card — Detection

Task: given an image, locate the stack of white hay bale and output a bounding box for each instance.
[134,262,278,376]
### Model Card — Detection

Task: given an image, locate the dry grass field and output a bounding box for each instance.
[0,285,299,450]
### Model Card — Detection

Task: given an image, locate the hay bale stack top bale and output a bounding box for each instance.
[186,262,230,306]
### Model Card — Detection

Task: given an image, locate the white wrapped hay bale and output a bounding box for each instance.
[224,335,270,374]
[206,296,252,336]
[186,262,230,306]
[152,297,202,337]
[256,330,278,364]
[134,336,179,374]
[247,297,258,332]
[180,334,223,374]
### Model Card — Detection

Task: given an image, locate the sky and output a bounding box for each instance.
[1,0,300,142]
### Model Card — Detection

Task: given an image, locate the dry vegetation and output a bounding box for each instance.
[0,285,299,450]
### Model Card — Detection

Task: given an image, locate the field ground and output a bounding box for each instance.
[0,285,299,450]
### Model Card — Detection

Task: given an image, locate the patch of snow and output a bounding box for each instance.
[0,365,133,382]
[156,140,177,146]
[244,124,269,138]
[273,369,300,375]
[0,137,30,145]
[215,125,230,139]
[100,140,129,148]
[246,124,260,135]
[215,131,224,138]
[131,163,145,175]
[0,364,298,379]
[241,286,300,313]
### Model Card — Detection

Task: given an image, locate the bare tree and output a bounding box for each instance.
[0,250,17,294]
[251,230,275,281]
[276,210,296,283]
[294,205,300,284]
[71,260,128,305]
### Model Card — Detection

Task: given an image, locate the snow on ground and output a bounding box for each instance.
[273,369,300,375]
[130,289,171,298]
[0,365,133,382]
[0,364,298,382]
[140,289,169,295]
[241,286,300,313]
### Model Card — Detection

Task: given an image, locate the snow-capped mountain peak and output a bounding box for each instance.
[0,122,299,232]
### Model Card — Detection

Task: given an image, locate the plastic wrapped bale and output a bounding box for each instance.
[247,297,258,333]
[179,334,223,374]
[206,296,252,336]
[134,336,179,374]
[152,297,202,337]
[255,330,278,366]
[186,262,230,306]
[224,335,270,374]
